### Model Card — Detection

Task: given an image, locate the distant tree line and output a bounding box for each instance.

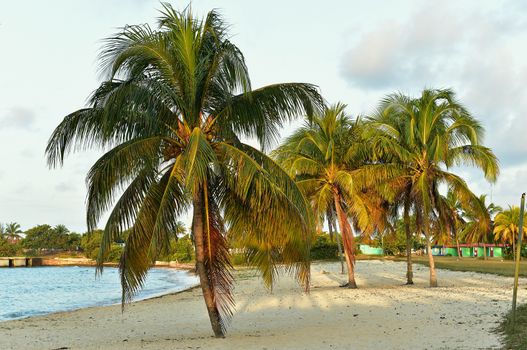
[0,221,194,263]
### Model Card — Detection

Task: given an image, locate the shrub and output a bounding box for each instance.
[0,239,21,257]
[106,244,123,263]
[171,236,194,262]
[157,235,195,263]
[310,234,339,260]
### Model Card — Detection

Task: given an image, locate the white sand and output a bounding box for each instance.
[0,260,521,350]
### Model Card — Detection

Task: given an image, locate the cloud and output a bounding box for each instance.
[339,0,527,169]
[19,149,35,158]
[55,182,76,193]
[0,107,36,130]
[339,3,509,90]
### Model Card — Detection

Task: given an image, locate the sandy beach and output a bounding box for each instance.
[0,260,520,350]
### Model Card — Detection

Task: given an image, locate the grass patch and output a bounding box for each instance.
[497,304,527,349]
[390,256,527,277]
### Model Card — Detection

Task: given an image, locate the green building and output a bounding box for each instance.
[431,244,504,258]
[359,244,384,256]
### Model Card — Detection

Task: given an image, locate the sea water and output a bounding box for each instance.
[0,266,199,321]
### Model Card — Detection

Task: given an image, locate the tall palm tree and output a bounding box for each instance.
[5,222,22,242]
[494,206,527,261]
[369,89,499,287]
[46,5,323,337]
[274,103,383,288]
[462,194,502,259]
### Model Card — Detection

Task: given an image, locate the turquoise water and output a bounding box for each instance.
[0,266,199,321]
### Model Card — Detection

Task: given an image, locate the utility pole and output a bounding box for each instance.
[511,193,525,328]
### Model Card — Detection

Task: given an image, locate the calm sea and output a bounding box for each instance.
[0,266,199,321]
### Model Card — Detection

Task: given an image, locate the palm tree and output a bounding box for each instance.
[46,5,323,337]
[170,220,187,238]
[462,194,502,259]
[494,206,527,261]
[369,89,499,287]
[441,190,466,258]
[54,224,70,235]
[274,103,383,288]
[327,207,345,274]
[5,222,22,242]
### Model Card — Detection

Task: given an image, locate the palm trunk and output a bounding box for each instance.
[328,213,345,274]
[333,191,357,288]
[456,237,461,259]
[193,189,224,338]
[425,230,438,287]
[512,237,516,262]
[403,201,413,285]
[328,219,334,242]
[483,243,487,260]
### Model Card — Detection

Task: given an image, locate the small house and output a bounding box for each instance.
[358,244,384,256]
[431,243,505,257]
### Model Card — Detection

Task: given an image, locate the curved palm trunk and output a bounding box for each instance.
[328,210,345,274]
[424,228,438,287]
[403,201,413,285]
[333,191,357,288]
[193,189,224,338]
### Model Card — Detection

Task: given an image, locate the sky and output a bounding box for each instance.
[1,0,526,233]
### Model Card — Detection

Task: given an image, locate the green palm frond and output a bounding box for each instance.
[46,3,323,336]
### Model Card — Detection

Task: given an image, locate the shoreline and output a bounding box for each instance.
[1,260,519,349]
[41,257,196,271]
[0,265,199,323]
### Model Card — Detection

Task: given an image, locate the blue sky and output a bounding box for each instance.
[1,0,526,232]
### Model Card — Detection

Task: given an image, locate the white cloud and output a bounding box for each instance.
[338,0,527,207]
[0,107,36,130]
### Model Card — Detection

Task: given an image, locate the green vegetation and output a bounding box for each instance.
[80,229,122,262]
[0,222,82,257]
[0,237,20,256]
[494,206,527,261]
[157,234,195,263]
[33,2,526,342]
[368,89,499,287]
[46,4,322,338]
[274,104,386,288]
[498,304,527,349]
[310,233,340,261]
[23,224,81,252]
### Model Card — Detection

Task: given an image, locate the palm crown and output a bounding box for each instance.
[494,206,527,260]
[369,89,499,286]
[273,104,385,288]
[46,5,323,337]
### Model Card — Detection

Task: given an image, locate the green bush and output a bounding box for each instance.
[106,244,123,262]
[310,234,339,260]
[0,239,21,257]
[171,236,194,262]
[502,245,527,260]
[79,230,124,262]
[157,235,195,263]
